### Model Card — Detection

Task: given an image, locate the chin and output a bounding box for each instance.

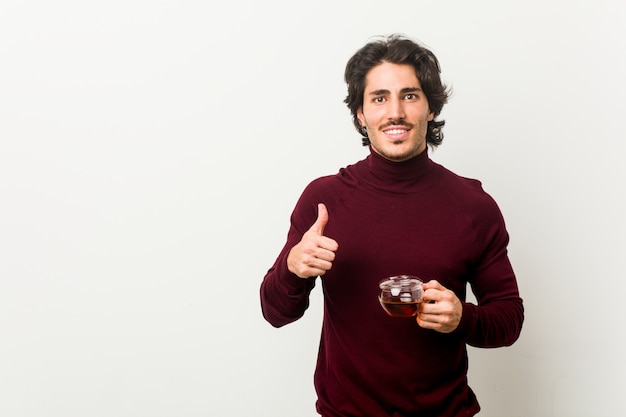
[373,142,424,162]
[381,152,415,162]
[386,148,423,162]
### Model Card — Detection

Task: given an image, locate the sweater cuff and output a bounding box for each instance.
[453,302,478,339]
[276,255,311,294]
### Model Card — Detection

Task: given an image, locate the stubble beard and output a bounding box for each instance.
[373,142,424,162]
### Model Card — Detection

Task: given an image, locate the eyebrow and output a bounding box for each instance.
[368,87,423,96]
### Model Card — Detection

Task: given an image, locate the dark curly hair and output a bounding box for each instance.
[344,34,450,147]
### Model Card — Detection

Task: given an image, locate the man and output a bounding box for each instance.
[260,34,524,417]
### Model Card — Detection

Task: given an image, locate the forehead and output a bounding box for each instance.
[364,62,421,91]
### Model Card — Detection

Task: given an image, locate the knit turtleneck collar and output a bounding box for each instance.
[365,146,432,182]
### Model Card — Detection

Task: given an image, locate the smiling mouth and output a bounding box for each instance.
[383,127,410,141]
[384,128,408,135]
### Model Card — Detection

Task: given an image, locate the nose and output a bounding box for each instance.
[388,97,406,121]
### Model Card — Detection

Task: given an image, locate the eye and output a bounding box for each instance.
[373,96,386,103]
[404,93,418,100]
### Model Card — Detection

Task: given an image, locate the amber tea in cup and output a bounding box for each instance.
[378,275,423,317]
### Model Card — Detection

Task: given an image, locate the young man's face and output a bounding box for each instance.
[357,62,434,162]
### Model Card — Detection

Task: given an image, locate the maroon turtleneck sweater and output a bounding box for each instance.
[260,148,524,417]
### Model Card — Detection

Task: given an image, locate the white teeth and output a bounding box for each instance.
[385,129,406,135]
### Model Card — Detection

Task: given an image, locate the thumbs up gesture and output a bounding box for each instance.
[287,203,339,279]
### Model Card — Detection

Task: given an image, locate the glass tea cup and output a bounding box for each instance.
[378,275,423,318]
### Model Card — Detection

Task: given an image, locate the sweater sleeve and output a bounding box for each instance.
[260,243,317,328]
[260,190,319,328]
[454,194,524,348]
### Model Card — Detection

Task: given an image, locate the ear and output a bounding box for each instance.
[428,110,434,122]
[357,107,365,127]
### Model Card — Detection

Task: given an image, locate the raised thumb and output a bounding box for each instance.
[311,203,329,235]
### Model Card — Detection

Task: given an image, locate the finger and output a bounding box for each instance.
[320,236,339,252]
[313,245,337,262]
[298,252,334,277]
[310,257,334,274]
[310,203,329,236]
[417,313,444,329]
[422,279,443,290]
[422,288,443,303]
[416,314,435,329]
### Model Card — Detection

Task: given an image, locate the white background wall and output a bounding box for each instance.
[2,1,625,416]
